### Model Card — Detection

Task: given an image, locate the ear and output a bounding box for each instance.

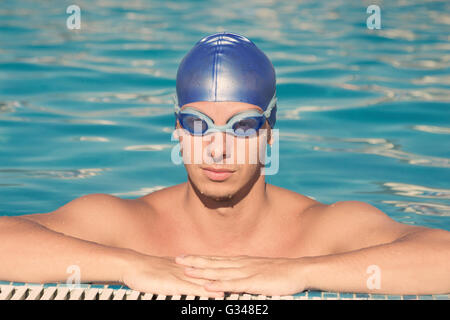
[266,122,274,146]
[175,120,182,141]
[174,121,184,155]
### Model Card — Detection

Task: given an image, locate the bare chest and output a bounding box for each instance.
[118,212,333,259]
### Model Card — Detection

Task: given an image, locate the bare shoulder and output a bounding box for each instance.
[24,193,139,221]
[136,183,185,213]
[20,193,151,247]
[308,200,428,253]
[266,184,323,214]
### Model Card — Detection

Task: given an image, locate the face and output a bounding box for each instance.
[176,101,272,201]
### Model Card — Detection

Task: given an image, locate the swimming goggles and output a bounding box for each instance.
[173,93,277,137]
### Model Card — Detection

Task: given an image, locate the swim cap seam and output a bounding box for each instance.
[217,33,225,101]
[212,35,219,102]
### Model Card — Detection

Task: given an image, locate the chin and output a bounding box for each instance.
[186,165,256,201]
[198,183,238,201]
[206,193,234,202]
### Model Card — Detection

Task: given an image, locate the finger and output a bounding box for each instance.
[175,270,230,286]
[193,255,248,260]
[184,267,248,280]
[175,254,248,262]
[203,277,256,294]
[175,255,245,268]
[177,280,225,298]
[179,274,216,286]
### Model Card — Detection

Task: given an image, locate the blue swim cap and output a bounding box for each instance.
[174,32,277,128]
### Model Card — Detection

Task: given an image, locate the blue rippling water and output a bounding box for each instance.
[0,0,449,231]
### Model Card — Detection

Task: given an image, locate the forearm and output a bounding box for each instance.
[0,216,136,284]
[302,229,450,295]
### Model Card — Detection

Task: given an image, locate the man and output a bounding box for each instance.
[0,32,448,298]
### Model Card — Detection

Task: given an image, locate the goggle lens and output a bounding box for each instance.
[180,114,208,135]
[177,111,266,137]
[232,117,265,136]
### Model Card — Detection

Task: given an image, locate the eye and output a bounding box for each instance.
[232,117,264,134]
[181,115,208,134]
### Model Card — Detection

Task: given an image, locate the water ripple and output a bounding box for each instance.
[124,144,173,151]
[383,200,450,217]
[383,182,450,199]
[281,132,450,168]
[78,136,110,142]
[0,101,22,113]
[112,186,166,197]
[0,168,109,179]
[0,0,449,230]
[412,125,450,134]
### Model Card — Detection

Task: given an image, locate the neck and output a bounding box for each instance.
[182,174,271,249]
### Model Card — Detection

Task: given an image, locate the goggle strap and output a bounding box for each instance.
[263,92,277,118]
[173,93,181,113]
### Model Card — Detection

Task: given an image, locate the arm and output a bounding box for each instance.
[0,194,224,297]
[0,215,133,283]
[0,194,136,283]
[174,201,450,296]
[303,201,450,295]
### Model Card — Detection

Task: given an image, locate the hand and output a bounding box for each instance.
[175,255,309,296]
[121,254,225,298]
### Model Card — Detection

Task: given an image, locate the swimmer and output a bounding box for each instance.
[0,32,448,297]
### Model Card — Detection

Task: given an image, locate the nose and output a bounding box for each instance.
[208,131,229,161]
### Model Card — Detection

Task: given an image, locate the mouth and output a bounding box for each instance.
[201,166,235,181]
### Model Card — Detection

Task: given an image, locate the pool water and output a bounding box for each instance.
[0,0,449,232]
